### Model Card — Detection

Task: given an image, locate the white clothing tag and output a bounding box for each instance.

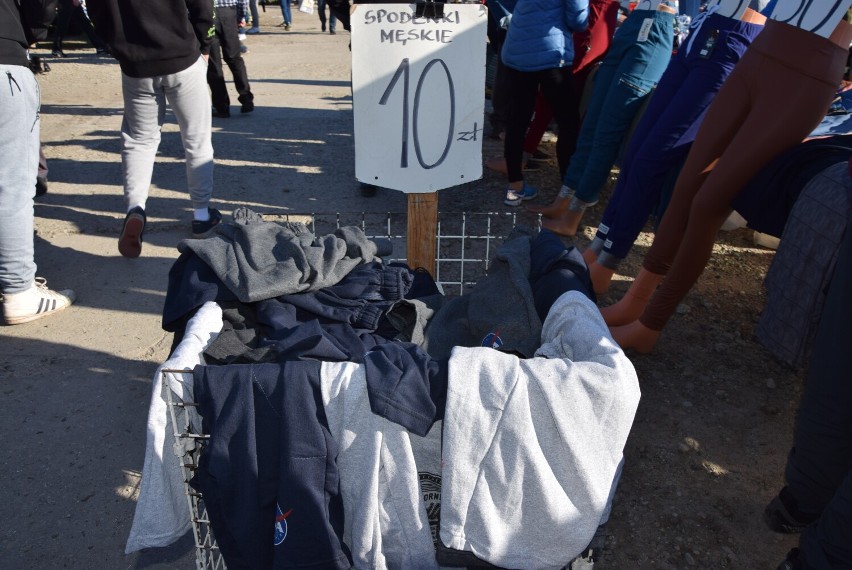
[770,0,852,38]
[637,17,654,41]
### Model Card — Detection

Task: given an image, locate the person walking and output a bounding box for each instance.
[318,0,337,33]
[1,0,77,325]
[208,0,255,118]
[86,0,222,258]
[50,0,109,57]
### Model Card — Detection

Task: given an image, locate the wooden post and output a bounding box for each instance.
[406,192,439,274]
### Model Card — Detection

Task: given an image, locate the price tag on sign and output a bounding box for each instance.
[352,3,488,193]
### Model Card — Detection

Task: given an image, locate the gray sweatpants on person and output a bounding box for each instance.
[0,65,40,294]
[120,57,214,213]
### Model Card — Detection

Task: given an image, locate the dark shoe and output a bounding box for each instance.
[321,23,326,31]
[192,207,222,237]
[35,176,48,197]
[359,183,377,197]
[118,206,146,258]
[764,487,820,534]
[95,47,110,56]
[212,108,231,118]
[240,100,254,114]
[51,49,67,58]
[776,548,803,570]
[329,29,336,34]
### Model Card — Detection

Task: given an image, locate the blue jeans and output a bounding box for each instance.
[0,65,39,294]
[563,9,674,203]
[280,0,292,25]
[318,0,337,31]
[595,13,763,265]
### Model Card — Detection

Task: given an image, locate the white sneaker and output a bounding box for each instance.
[1,278,76,325]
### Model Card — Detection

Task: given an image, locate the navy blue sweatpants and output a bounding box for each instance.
[594,13,763,266]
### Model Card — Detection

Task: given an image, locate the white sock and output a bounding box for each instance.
[194,208,210,222]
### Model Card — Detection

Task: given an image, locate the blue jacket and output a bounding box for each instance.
[501,0,589,72]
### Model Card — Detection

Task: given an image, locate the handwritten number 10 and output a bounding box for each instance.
[379,58,456,169]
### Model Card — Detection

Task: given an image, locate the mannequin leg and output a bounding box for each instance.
[623,47,841,352]
[600,268,664,326]
[588,261,615,295]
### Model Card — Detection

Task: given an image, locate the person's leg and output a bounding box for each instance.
[329,1,337,32]
[218,5,254,111]
[784,209,852,519]
[120,73,164,213]
[249,0,260,28]
[280,0,292,26]
[51,0,73,55]
[0,66,39,293]
[502,66,540,185]
[75,5,109,51]
[164,57,216,215]
[318,0,328,30]
[0,65,75,322]
[537,65,577,180]
[206,35,231,115]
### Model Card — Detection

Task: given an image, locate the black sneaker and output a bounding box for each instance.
[118,206,146,258]
[240,100,254,114]
[212,108,231,118]
[35,176,48,197]
[776,548,803,570]
[192,207,222,237]
[764,487,820,534]
[51,49,67,58]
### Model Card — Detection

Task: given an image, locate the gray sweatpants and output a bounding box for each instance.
[0,65,40,294]
[120,57,214,213]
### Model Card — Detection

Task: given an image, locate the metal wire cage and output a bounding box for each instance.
[163,210,536,569]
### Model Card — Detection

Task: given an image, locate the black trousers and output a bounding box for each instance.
[206,5,253,112]
[502,65,577,183]
[51,0,107,51]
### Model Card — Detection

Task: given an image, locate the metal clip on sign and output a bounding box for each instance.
[416,0,445,19]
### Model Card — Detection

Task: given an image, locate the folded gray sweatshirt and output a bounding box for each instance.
[179,207,394,303]
[440,291,640,569]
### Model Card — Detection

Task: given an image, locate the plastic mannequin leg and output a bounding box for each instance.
[609,319,660,353]
[541,207,586,237]
[526,195,571,217]
[600,268,664,326]
[588,260,615,295]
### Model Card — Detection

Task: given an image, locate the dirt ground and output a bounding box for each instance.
[0,10,803,569]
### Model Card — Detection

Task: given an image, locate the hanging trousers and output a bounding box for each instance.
[595,13,764,267]
[639,19,848,332]
[563,8,674,201]
[787,206,852,569]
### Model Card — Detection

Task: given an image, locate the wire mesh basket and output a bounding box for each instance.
[164,210,536,569]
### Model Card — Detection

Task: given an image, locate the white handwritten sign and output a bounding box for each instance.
[352,3,488,193]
